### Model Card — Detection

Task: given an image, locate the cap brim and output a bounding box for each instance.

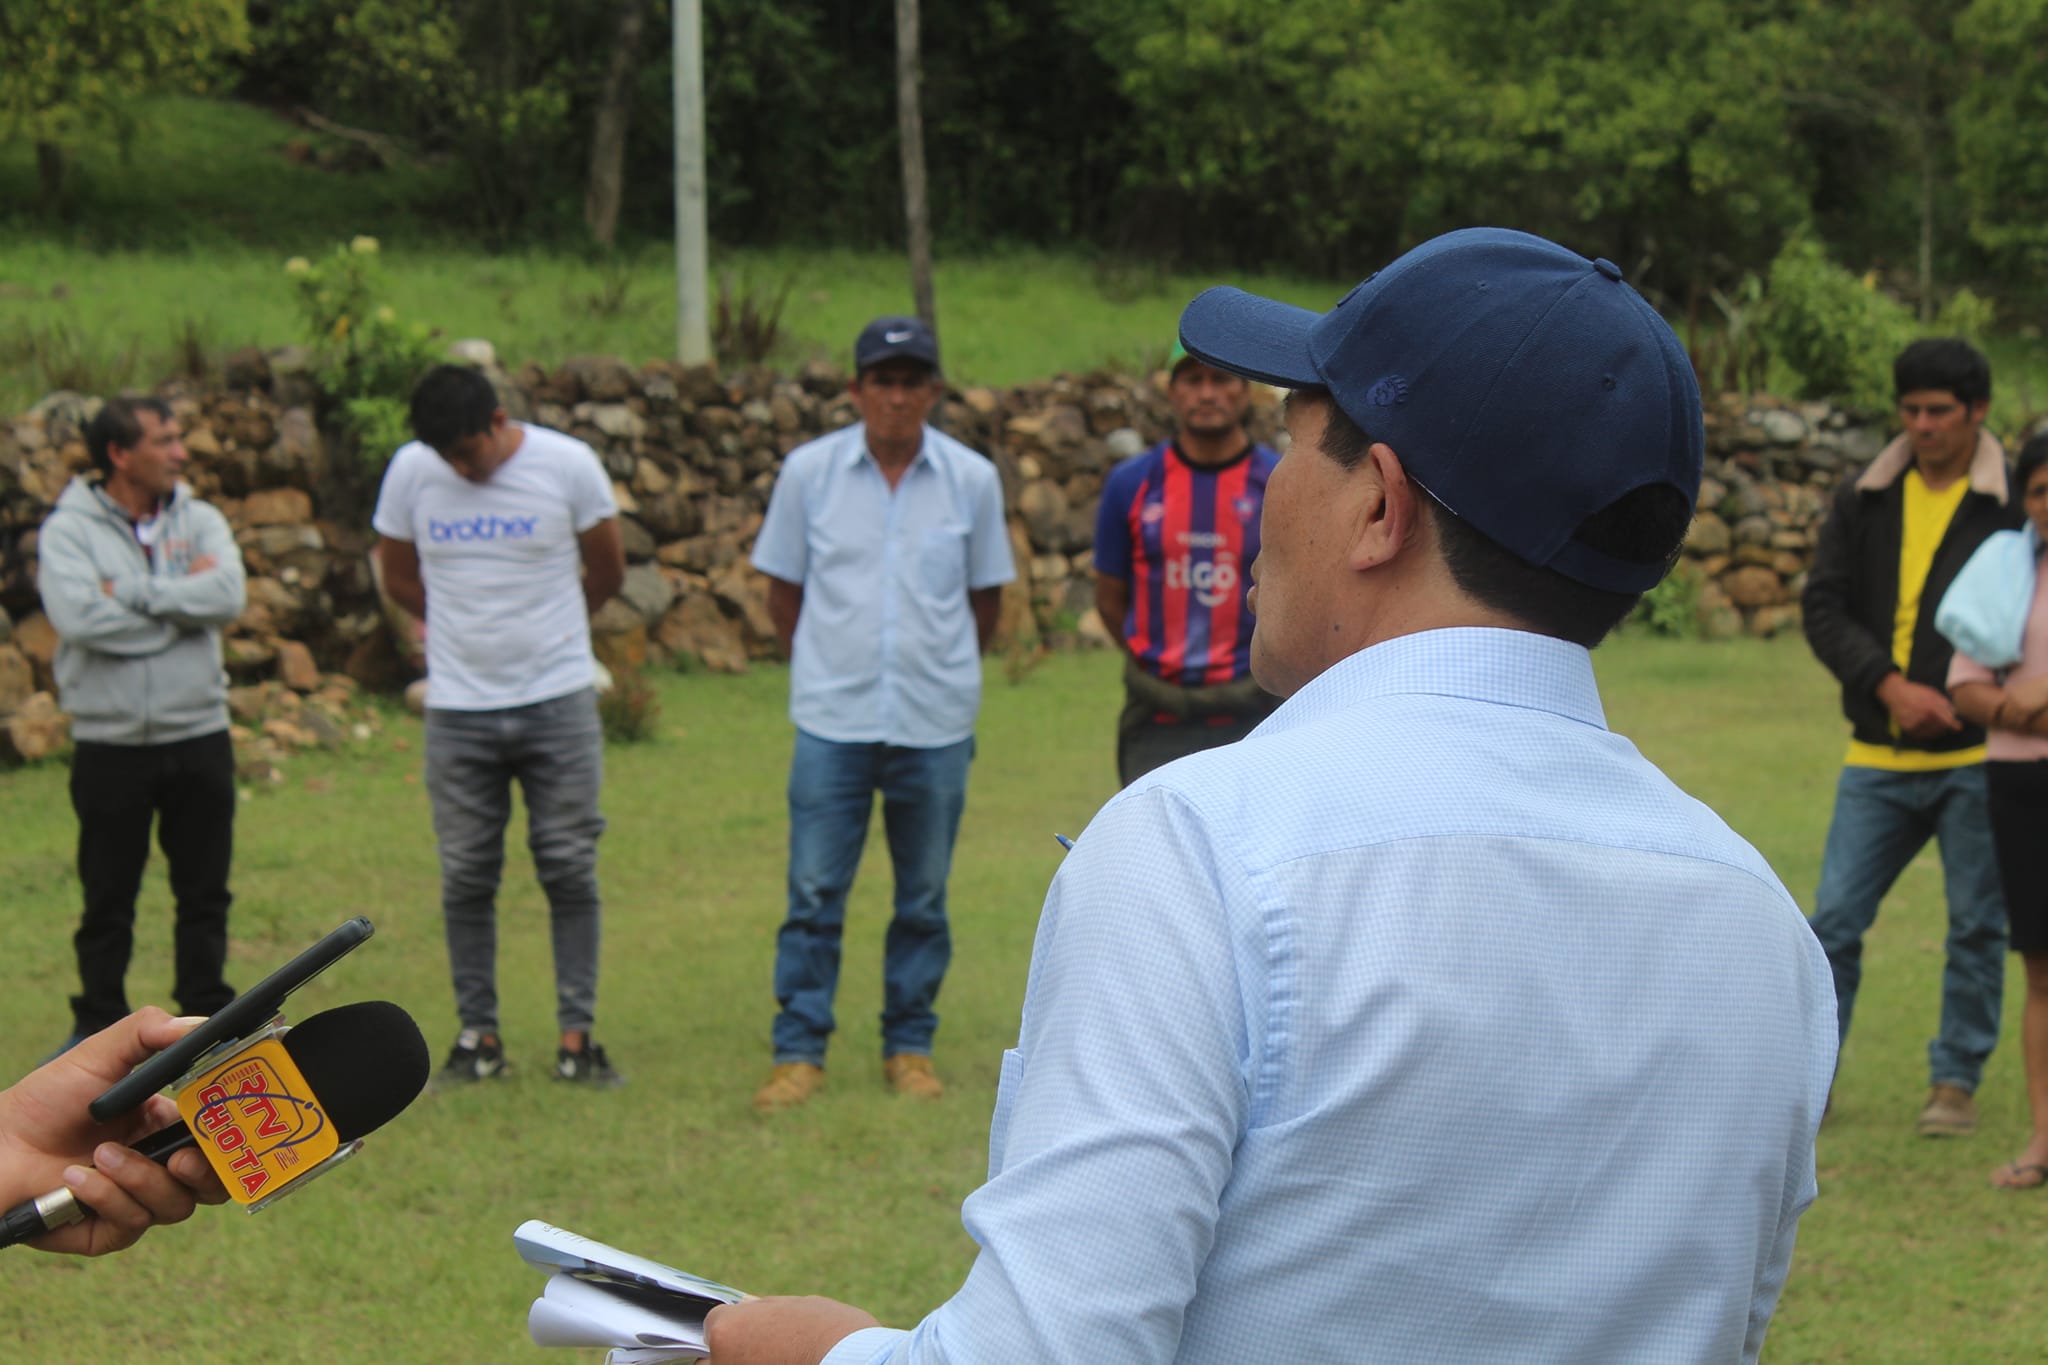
[1178,287,1324,389]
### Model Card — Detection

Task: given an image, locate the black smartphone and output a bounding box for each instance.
[87,916,376,1121]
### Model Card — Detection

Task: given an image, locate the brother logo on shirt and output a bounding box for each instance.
[428,515,539,543]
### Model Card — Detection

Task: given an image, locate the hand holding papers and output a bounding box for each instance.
[516,1220,746,1363]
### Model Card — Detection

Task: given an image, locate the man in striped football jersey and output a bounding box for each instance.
[1093,343,1281,784]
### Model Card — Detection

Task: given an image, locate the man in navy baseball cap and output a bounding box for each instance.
[1177,225,1705,674]
[853,315,941,374]
[704,230,1836,1364]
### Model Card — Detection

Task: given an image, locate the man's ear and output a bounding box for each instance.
[1349,442,1421,571]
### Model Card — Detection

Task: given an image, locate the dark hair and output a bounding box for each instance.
[408,365,500,452]
[2017,433,2048,493]
[1305,391,1691,648]
[85,396,172,475]
[1893,338,1991,406]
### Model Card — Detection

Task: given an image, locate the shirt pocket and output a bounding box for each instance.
[987,1047,1025,1180]
[918,525,968,600]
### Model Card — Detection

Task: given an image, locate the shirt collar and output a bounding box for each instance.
[844,422,931,473]
[1263,627,1608,734]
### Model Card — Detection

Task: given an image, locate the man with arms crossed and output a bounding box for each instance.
[1803,338,2018,1135]
[39,397,245,1053]
[375,365,627,1088]
[1095,342,1279,784]
[705,230,1837,1363]
[748,316,1014,1111]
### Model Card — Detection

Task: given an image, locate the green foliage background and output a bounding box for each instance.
[11,0,2048,309]
[0,0,248,155]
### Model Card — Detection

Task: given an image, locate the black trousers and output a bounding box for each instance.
[69,731,238,1033]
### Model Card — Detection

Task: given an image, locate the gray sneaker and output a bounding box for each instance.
[436,1030,509,1086]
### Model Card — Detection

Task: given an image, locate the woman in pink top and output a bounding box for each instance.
[1948,435,2048,1189]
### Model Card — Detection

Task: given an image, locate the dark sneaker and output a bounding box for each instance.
[436,1030,509,1086]
[555,1040,625,1088]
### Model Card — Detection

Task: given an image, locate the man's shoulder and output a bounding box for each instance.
[777,425,858,479]
[922,425,996,477]
[173,494,234,541]
[171,483,229,516]
[383,439,436,483]
[1104,444,1167,496]
[515,421,600,464]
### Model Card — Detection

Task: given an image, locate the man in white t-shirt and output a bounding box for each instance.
[373,364,628,1089]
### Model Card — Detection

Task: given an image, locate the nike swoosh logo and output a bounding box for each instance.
[885,330,913,343]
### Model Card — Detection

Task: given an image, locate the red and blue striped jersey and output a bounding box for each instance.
[1095,440,1279,686]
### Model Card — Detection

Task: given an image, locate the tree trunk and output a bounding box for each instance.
[585,0,648,248]
[896,0,937,339]
[35,142,64,208]
[1917,120,1935,323]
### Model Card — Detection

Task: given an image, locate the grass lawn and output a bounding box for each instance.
[0,635,2043,1360]
[0,98,1342,414]
[0,236,1343,415]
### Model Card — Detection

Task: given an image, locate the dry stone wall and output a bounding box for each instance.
[0,348,1899,760]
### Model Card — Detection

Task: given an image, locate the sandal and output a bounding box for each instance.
[1990,1162,2048,1190]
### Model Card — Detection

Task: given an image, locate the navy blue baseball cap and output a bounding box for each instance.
[1178,227,1703,594]
[854,315,940,374]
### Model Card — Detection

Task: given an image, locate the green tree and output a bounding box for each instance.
[1367,0,1814,287]
[1066,0,1817,291]
[1954,0,2048,277]
[1760,0,1974,318]
[0,0,248,207]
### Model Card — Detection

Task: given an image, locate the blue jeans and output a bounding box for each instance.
[425,689,606,1035]
[771,730,975,1064]
[1809,764,2007,1090]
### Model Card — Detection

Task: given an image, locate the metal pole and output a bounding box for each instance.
[673,0,711,365]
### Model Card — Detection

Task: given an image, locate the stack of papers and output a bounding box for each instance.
[516,1220,747,1363]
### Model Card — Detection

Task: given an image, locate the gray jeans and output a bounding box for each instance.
[424,688,605,1035]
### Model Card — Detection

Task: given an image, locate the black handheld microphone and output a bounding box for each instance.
[0,1000,430,1249]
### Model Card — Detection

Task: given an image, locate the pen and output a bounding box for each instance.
[1053,833,1074,850]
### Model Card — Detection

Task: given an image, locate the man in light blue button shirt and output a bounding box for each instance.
[708,233,1836,1364]
[748,316,1015,1112]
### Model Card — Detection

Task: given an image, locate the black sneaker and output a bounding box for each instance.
[554,1040,625,1088]
[436,1029,509,1086]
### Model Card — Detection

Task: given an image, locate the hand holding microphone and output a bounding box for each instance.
[0,1008,232,1257]
[1,919,432,1257]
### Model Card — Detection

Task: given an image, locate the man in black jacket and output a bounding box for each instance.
[1802,338,2021,1136]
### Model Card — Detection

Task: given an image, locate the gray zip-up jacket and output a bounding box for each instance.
[37,476,247,745]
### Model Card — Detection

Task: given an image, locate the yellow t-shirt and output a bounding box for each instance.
[1845,467,1985,770]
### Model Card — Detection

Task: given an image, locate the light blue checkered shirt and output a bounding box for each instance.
[751,423,1014,748]
[824,627,1836,1364]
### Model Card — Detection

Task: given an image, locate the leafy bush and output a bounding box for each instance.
[1756,239,1913,413]
[712,271,794,368]
[1758,238,1997,413]
[284,237,440,465]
